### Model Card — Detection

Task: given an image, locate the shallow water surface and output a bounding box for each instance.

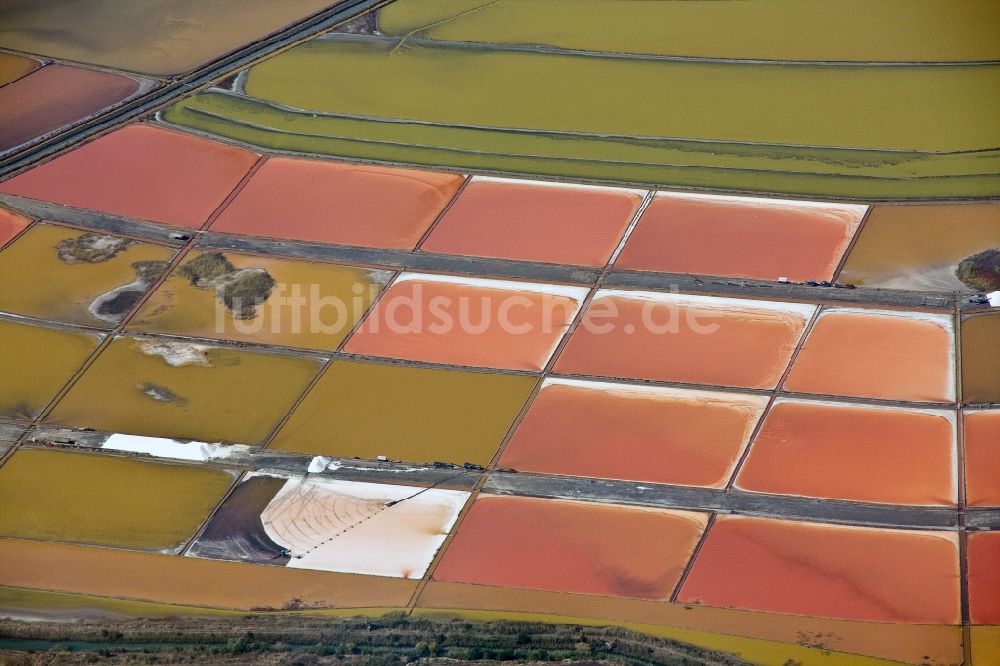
[0,448,233,551]
[211,157,464,249]
[784,309,954,402]
[435,496,707,599]
[964,410,1000,507]
[616,193,863,281]
[0,0,344,76]
[839,204,1000,291]
[0,318,100,420]
[555,291,815,389]
[0,222,175,326]
[501,379,766,487]
[961,313,1000,403]
[269,359,536,465]
[735,400,956,505]
[678,516,960,624]
[422,178,642,266]
[378,0,1000,62]
[0,64,140,153]
[0,124,258,228]
[129,250,389,350]
[345,274,587,371]
[47,335,320,443]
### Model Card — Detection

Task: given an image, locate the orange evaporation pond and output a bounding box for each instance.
[500,379,767,487]
[0,208,30,247]
[677,515,960,624]
[434,496,707,599]
[735,400,955,505]
[0,124,258,228]
[344,274,587,371]
[964,410,1000,507]
[0,64,140,152]
[211,157,464,249]
[554,291,814,389]
[968,531,1000,625]
[616,194,864,281]
[783,309,954,402]
[421,178,643,267]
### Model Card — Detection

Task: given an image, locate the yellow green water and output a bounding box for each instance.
[378,0,1000,62]
[0,448,233,551]
[269,359,537,465]
[0,318,100,421]
[243,37,998,153]
[47,335,320,444]
[164,32,1000,199]
[165,92,1000,200]
[129,250,389,350]
[0,223,175,326]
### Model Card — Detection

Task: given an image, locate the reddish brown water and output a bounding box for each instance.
[434,495,707,599]
[962,313,1000,404]
[677,516,960,624]
[735,400,956,505]
[616,194,862,281]
[344,275,585,371]
[0,64,139,152]
[211,157,464,249]
[422,179,642,266]
[783,309,954,402]
[967,531,1000,625]
[0,208,29,247]
[499,379,766,487]
[0,124,258,228]
[964,410,1000,507]
[554,292,813,389]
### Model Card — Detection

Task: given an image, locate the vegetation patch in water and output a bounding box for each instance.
[178,252,275,319]
[56,233,133,264]
[956,248,1000,292]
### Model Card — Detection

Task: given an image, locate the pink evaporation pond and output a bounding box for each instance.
[0,64,140,153]
[500,379,767,487]
[968,531,1000,624]
[211,157,464,249]
[421,178,644,266]
[344,274,587,371]
[553,290,815,389]
[0,124,258,228]
[964,410,1000,507]
[783,308,954,402]
[615,193,865,281]
[677,515,961,624]
[434,495,707,599]
[0,208,30,247]
[734,400,956,505]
